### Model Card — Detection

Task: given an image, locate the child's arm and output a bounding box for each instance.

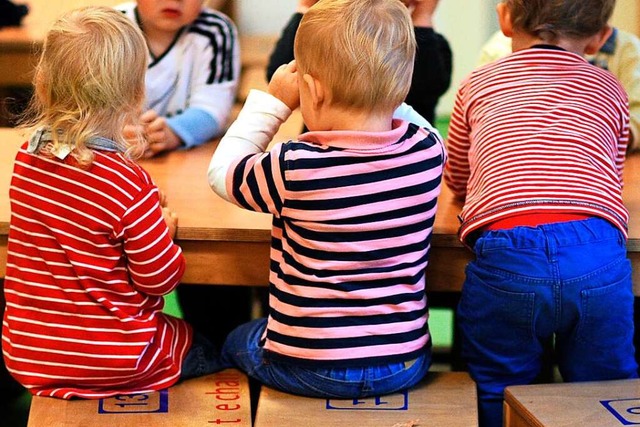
[139,110,181,158]
[394,103,440,136]
[208,61,297,201]
[443,83,473,200]
[158,189,178,239]
[185,12,240,148]
[123,185,185,295]
[166,106,230,149]
[167,11,241,150]
[266,0,318,82]
[207,90,290,202]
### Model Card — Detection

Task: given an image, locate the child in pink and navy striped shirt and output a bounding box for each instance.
[208,0,446,400]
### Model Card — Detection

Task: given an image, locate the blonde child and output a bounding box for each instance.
[208,0,446,398]
[267,0,452,126]
[445,1,638,425]
[2,6,223,399]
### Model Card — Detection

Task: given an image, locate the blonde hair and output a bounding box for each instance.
[294,0,415,113]
[19,6,147,166]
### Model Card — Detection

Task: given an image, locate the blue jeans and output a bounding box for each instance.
[457,217,638,427]
[220,318,431,398]
[180,331,229,381]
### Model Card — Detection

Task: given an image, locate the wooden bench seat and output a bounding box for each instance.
[254,371,478,427]
[27,369,251,427]
[504,378,640,427]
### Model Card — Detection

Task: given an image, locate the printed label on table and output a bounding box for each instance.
[99,389,169,414]
[601,398,640,425]
[326,390,408,411]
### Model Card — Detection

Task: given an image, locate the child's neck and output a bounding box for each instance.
[312,106,393,132]
[143,27,180,58]
[512,32,590,56]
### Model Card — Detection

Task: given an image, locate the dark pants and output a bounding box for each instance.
[176,284,255,349]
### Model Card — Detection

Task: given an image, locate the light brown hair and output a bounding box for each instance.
[20,6,147,166]
[504,0,615,42]
[294,0,415,113]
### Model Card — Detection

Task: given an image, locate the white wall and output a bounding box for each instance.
[434,0,498,116]
[236,0,298,35]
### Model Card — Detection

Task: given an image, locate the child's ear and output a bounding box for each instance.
[302,73,325,107]
[497,2,513,37]
[584,25,613,55]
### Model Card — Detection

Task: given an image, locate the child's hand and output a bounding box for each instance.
[297,0,318,14]
[268,60,300,111]
[162,206,178,239]
[140,110,182,158]
[158,189,168,208]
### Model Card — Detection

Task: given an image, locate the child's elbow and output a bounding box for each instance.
[207,161,231,201]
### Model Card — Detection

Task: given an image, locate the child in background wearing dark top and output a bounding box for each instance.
[2,6,223,399]
[208,0,446,399]
[267,0,452,126]
[444,0,638,425]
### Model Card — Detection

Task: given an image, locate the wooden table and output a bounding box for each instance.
[0,125,471,291]
[3,125,640,291]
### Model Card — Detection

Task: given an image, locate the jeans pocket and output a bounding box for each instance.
[576,260,634,350]
[458,264,536,354]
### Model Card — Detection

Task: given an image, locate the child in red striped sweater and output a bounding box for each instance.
[2,6,222,399]
[444,1,638,426]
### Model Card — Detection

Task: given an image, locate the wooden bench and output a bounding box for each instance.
[254,371,478,427]
[27,369,251,427]
[504,378,640,427]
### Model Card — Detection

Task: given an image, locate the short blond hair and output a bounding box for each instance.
[294,0,415,113]
[21,6,147,166]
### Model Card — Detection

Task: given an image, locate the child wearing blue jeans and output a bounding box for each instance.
[208,0,446,399]
[444,0,638,426]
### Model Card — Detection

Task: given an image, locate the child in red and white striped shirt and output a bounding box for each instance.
[2,6,222,399]
[444,1,638,426]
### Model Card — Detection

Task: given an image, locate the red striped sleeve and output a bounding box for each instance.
[3,144,190,398]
